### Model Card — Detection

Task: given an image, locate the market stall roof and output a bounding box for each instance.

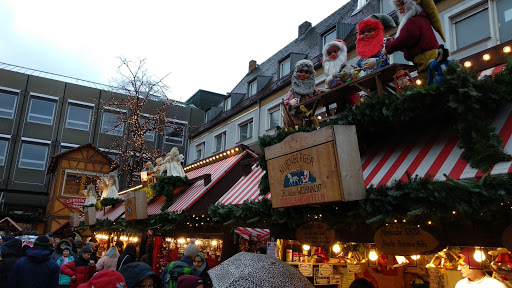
[0,217,22,231]
[477,63,506,80]
[235,227,270,241]
[216,164,269,205]
[147,195,166,215]
[362,104,512,188]
[96,195,127,221]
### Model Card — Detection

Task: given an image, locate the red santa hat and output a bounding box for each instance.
[322,40,347,63]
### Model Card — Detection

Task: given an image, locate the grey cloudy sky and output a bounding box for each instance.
[0,0,349,101]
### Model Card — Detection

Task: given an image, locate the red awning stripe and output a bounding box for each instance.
[147,195,166,215]
[0,217,22,231]
[235,227,270,241]
[478,64,506,80]
[95,195,127,221]
[166,151,253,214]
[363,105,512,187]
[216,164,269,205]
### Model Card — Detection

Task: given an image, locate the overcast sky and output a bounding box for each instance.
[0,0,349,102]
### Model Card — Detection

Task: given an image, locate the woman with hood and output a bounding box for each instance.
[119,262,162,288]
[0,238,22,288]
[96,246,119,271]
[117,243,137,271]
[56,246,74,288]
[51,239,74,261]
[193,252,212,288]
[61,246,96,288]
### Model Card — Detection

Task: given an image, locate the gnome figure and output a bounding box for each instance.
[356,14,396,74]
[322,40,352,88]
[384,0,446,81]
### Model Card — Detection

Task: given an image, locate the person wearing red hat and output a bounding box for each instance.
[76,270,126,288]
[177,275,203,288]
[456,248,506,288]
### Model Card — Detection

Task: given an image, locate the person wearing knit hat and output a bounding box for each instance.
[57,246,75,287]
[119,262,161,288]
[77,270,127,288]
[181,239,199,267]
[322,39,352,88]
[7,235,60,287]
[177,275,203,288]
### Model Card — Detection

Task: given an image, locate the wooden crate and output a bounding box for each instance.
[125,190,148,220]
[265,125,365,208]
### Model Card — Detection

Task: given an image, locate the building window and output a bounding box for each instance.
[62,171,99,197]
[224,97,231,111]
[357,0,368,9]
[323,28,336,46]
[101,112,125,136]
[60,143,79,153]
[19,142,49,170]
[0,92,17,119]
[195,142,204,160]
[453,5,490,50]
[268,106,281,129]
[66,105,92,131]
[249,81,257,96]
[239,120,253,142]
[27,98,56,125]
[139,118,155,141]
[165,120,187,145]
[214,132,226,152]
[496,0,512,43]
[280,58,291,78]
[0,139,8,166]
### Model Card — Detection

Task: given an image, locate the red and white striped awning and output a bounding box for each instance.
[477,64,506,80]
[163,151,255,214]
[362,104,512,187]
[235,227,270,241]
[216,164,269,205]
[147,195,166,215]
[96,195,126,221]
[0,217,22,231]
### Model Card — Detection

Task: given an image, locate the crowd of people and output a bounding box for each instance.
[0,234,209,288]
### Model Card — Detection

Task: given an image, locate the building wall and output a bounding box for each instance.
[0,69,204,210]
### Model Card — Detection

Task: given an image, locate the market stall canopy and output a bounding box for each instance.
[96,194,128,221]
[235,227,270,241]
[362,104,512,187]
[216,164,269,205]
[478,63,506,80]
[0,217,22,231]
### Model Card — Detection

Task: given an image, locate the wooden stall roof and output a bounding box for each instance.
[46,143,119,174]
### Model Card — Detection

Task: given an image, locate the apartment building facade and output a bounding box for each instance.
[0,65,205,211]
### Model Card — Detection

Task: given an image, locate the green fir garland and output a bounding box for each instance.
[151,176,189,211]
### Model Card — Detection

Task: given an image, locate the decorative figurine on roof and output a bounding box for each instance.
[384,0,446,82]
[142,161,154,172]
[322,40,353,88]
[99,172,120,200]
[283,59,320,128]
[153,156,165,175]
[427,44,451,85]
[356,14,396,74]
[83,183,97,206]
[164,147,186,177]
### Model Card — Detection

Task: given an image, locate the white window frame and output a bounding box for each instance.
[279,58,291,78]
[0,91,18,119]
[60,143,79,153]
[323,28,337,46]
[195,142,205,160]
[101,111,125,136]
[268,105,281,130]
[249,81,257,96]
[27,97,57,125]
[450,1,491,51]
[165,119,188,145]
[238,119,253,142]
[19,142,49,170]
[214,132,226,152]
[65,104,92,131]
[224,97,231,111]
[0,138,9,166]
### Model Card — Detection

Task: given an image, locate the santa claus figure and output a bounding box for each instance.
[356,16,394,73]
[322,40,352,88]
[384,0,445,81]
[283,59,319,128]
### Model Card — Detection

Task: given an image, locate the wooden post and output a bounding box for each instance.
[84,206,96,226]
[70,212,80,227]
[125,190,148,220]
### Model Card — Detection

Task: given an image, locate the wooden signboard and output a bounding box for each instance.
[374,224,439,255]
[296,222,335,247]
[125,190,148,220]
[84,206,96,226]
[264,125,365,208]
[70,212,80,227]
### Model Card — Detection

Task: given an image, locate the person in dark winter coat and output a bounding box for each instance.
[60,246,96,288]
[0,238,22,288]
[7,235,59,288]
[116,243,137,271]
[51,239,74,261]
[193,252,212,288]
[119,262,162,288]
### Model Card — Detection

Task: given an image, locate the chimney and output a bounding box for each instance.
[298,21,312,37]
[248,60,257,73]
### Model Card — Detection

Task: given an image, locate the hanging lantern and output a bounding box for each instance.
[490,248,512,277]
[393,68,415,93]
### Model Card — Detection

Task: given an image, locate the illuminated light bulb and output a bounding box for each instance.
[428,221,432,225]
[223,153,226,156]
[303,244,310,251]
[452,211,456,214]
[474,249,486,262]
[216,155,219,158]
[415,79,422,86]
[235,148,239,151]
[464,61,472,68]
[482,54,491,61]
[402,219,406,223]
[395,256,408,264]
[212,240,217,246]
[504,46,511,54]
[369,250,378,261]
[411,255,420,260]
[196,240,202,246]
[227,151,231,154]
[317,116,322,120]
[394,219,398,223]
[332,244,341,254]
[231,150,235,153]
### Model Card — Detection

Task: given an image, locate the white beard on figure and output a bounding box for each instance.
[395,0,424,37]
[323,55,347,77]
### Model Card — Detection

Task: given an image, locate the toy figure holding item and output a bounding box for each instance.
[283,59,320,128]
[427,44,450,85]
[322,40,352,89]
[356,14,396,74]
[83,183,97,206]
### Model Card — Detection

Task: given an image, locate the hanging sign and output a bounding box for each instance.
[264,125,365,208]
[296,221,335,248]
[374,224,439,255]
[63,198,86,209]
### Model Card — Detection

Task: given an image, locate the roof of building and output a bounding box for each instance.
[46,143,119,174]
[183,89,227,110]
